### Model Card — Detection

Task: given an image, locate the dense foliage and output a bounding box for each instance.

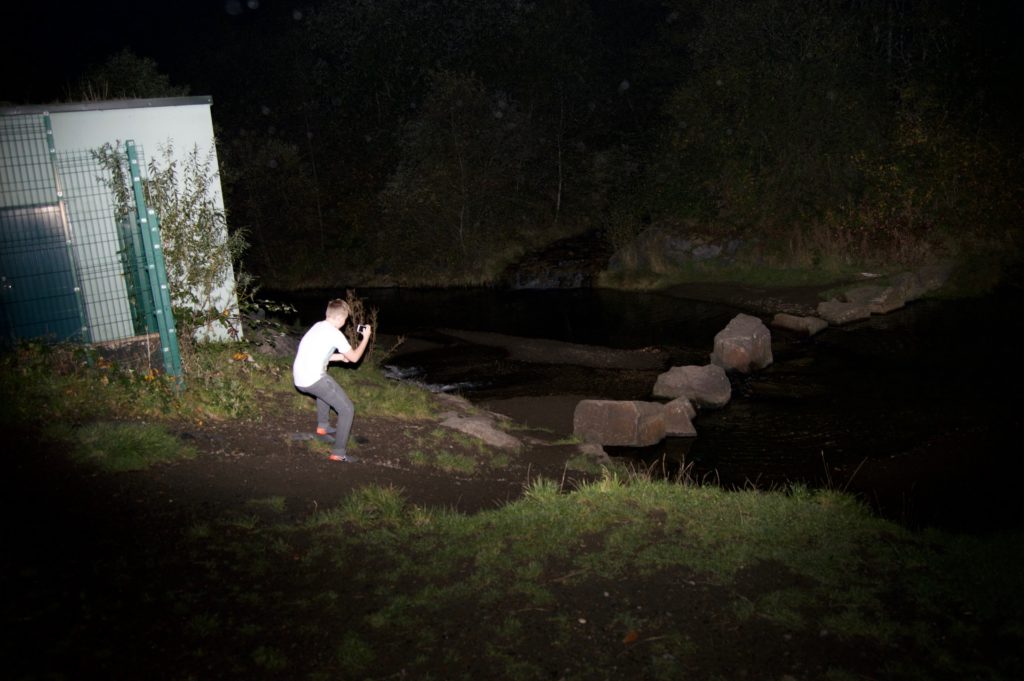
[652,0,1023,267]
[68,0,1024,285]
[94,142,252,351]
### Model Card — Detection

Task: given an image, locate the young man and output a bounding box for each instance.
[292,298,372,462]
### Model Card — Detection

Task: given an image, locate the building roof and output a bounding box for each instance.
[0,96,213,116]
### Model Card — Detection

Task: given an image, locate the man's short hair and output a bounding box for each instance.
[326,299,351,318]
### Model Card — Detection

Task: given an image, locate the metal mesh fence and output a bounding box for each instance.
[1,112,178,376]
[58,147,148,343]
[0,114,58,208]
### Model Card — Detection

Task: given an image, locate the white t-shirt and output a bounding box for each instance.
[292,320,353,388]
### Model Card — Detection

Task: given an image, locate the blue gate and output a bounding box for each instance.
[0,205,85,342]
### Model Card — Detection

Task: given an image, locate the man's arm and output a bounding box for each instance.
[339,326,372,363]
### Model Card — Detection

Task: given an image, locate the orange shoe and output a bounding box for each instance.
[327,453,359,463]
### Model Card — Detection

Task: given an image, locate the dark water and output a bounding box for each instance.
[277,287,1023,532]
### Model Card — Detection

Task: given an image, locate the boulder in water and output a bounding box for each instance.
[664,398,697,437]
[652,364,731,408]
[573,400,666,446]
[710,313,774,373]
[771,313,828,336]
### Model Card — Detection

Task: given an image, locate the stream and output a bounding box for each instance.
[277,286,1023,533]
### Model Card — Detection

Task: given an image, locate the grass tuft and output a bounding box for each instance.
[70,421,197,472]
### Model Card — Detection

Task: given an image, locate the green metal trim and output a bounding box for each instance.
[125,140,183,384]
[43,114,92,343]
[117,213,155,336]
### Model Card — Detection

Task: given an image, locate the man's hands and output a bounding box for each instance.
[337,324,372,364]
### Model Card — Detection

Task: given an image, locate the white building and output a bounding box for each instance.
[0,96,241,348]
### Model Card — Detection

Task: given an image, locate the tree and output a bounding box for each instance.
[71,49,189,100]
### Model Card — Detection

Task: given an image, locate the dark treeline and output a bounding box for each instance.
[50,1,1024,286]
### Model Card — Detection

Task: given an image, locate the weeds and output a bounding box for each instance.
[433,451,477,474]
[333,485,409,529]
[341,288,378,356]
[246,496,287,513]
[0,340,288,426]
[95,140,254,348]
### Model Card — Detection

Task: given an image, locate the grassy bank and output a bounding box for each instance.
[3,343,1023,679]
[11,469,1023,680]
[229,479,1022,680]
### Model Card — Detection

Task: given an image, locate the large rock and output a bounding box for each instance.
[245,328,300,359]
[771,313,828,336]
[888,265,952,303]
[663,398,697,437]
[815,263,956,326]
[440,415,523,451]
[607,227,744,274]
[502,229,613,289]
[816,299,872,325]
[888,271,928,301]
[573,400,666,446]
[912,264,953,296]
[710,313,773,373]
[652,365,731,409]
[842,284,905,315]
[816,264,954,326]
[666,395,696,419]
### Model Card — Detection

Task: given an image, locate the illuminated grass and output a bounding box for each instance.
[70,421,197,472]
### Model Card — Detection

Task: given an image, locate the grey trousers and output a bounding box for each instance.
[298,375,355,455]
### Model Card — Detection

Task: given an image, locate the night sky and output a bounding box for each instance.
[5,1,1023,104]
[1,0,254,103]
